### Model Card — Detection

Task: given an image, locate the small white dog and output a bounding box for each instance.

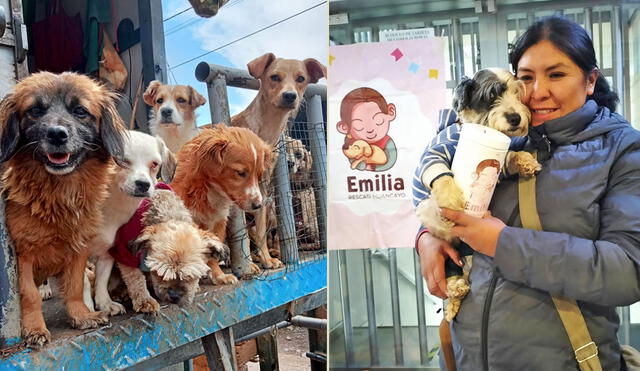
[87,130,176,315]
[143,81,207,154]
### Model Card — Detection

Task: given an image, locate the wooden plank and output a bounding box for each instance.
[202,327,237,371]
[257,331,279,371]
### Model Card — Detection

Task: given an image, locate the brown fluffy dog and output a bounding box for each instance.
[0,72,125,348]
[171,125,273,284]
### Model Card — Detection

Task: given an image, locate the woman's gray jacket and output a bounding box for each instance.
[452,100,640,370]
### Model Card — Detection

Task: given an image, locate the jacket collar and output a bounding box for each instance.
[528,100,598,160]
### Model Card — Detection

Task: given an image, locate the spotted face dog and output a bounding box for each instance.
[0,72,125,348]
[143,81,207,154]
[171,125,273,284]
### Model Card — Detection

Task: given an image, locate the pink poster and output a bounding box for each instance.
[328,38,446,250]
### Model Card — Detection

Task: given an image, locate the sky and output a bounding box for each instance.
[161,0,328,126]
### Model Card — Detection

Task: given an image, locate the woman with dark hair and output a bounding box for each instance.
[417,16,640,370]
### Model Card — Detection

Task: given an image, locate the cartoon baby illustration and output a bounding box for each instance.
[465,159,501,216]
[337,87,398,172]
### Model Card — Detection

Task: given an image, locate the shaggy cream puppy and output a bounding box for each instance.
[117,189,227,312]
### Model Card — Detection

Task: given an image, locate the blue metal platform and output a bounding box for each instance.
[0,258,326,370]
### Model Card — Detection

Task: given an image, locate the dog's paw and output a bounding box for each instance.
[22,327,51,348]
[96,299,126,316]
[212,272,238,285]
[432,176,465,211]
[516,151,541,178]
[133,297,160,314]
[249,262,261,275]
[416,197,455,242]
[261,257,284,269]
[446,276,470,299]
[205,238,230,262]
[69,310,109,330]
[39,282,52,301]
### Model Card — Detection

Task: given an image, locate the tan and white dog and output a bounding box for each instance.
[231,53,326,269]
[143,81,207,154]
[89,130,176,316]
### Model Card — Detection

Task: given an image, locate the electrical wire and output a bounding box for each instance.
[163,6,192,22]
[170,1,325,70]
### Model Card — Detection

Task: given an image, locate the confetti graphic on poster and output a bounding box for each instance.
[328,38,447,250]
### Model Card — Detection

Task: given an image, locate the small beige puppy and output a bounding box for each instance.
[342,139,388,169]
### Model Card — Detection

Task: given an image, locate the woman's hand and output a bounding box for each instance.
[441,208,506,257]
[417,232,463,299]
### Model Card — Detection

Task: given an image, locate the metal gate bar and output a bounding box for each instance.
[362,249,379,365]
[388,249,404,365]
[413,250,430,365]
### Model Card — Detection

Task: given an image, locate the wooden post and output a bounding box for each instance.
[257,331,279,371]
[202,328,238,371]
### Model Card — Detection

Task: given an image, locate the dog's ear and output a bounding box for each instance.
[303,58,327,83]
[129,232,152,256]
[143,80,162,106]
[304,146,313,168]
[247,53,276,79]
[156,136,177,183]
[452,77,476,113]
[100,94,126,164]
[0,94,21,163]
[196,127,228,170]
[188,86,206,108]
[363,144,373,157]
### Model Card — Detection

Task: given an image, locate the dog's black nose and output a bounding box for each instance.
[46,126,69,146]
[287,160,295,169]
[168,289,182,303]
[251,202,262,210]
[135,180,150,193]
[282,91,297,104]
[161,108,173,118]
[506,113,521,126]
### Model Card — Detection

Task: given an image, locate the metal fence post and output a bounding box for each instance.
[273,135,299,264]
[203,73,253,277]
[0,197,20,346]
[389,248,404,365]
[304,93,327,250]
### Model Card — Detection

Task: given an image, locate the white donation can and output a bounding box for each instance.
[451,123,511,218]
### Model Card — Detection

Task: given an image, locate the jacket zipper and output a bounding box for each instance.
[481,273,497,371]
[481,202,521,370]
